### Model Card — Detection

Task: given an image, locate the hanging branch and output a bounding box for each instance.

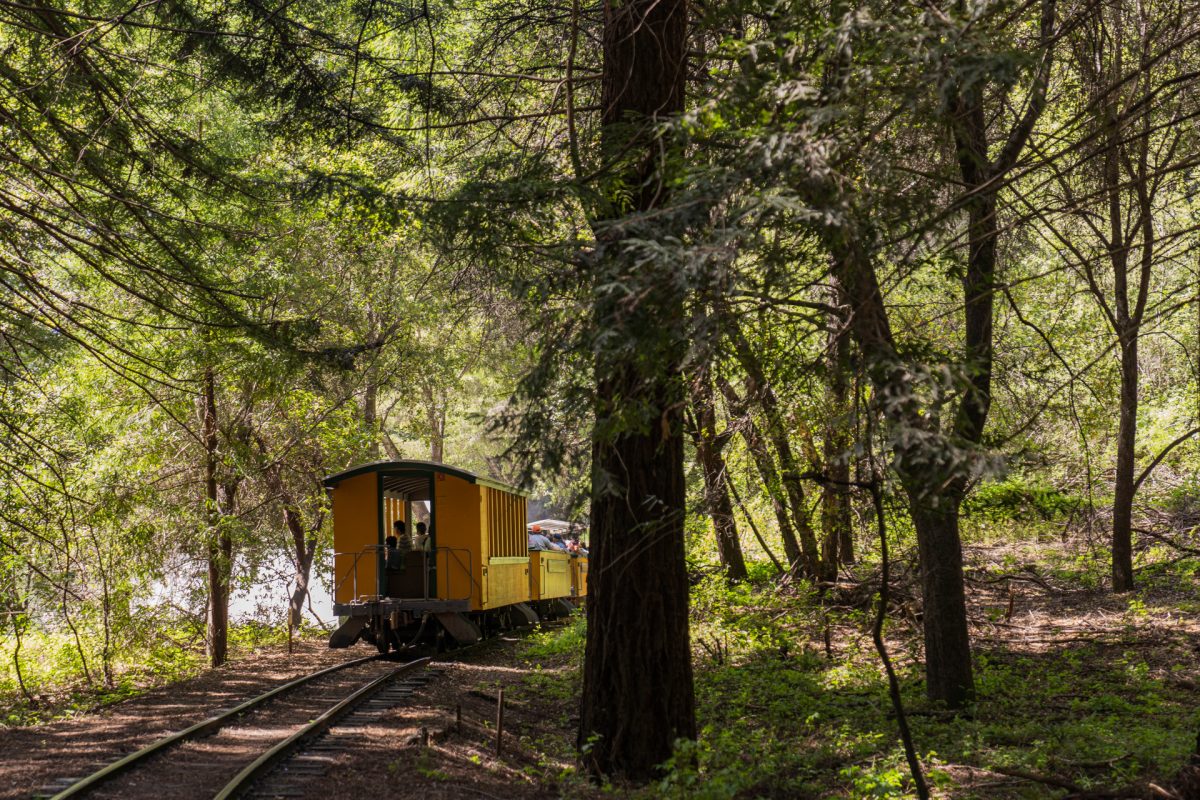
[865,475,929,800]
[803,469,927,799]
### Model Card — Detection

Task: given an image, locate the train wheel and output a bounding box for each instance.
[374,617,391,654]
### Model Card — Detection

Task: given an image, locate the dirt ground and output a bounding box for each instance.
[962,540,1200,674]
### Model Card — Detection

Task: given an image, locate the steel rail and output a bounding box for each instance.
[48,653,384,800]
[213,657,432,800]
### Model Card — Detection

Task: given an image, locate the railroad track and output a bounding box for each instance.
[35,654,439,800]
[233,665,443,800]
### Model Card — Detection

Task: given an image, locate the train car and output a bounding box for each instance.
[323,460,584,653]
[527,518,589,602]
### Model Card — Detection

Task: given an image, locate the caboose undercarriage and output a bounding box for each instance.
[330,596,574,654]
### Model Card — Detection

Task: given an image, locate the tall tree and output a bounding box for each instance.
[674,1,1061,708]
[578,0,696,778]
[201,366,231,667]
[1054,0,1199,591]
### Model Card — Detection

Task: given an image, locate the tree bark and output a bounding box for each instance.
[1112,333,1138,591]
[578,0,694,778]
[824,225,977,708]
[729,328,821,575]
[825,0,1054,706]
[905,487,973,707]
[362,370,380,462]
[203,366,231,668]
[1096,41,1136,592]
[424,384,446,463]
[1094,5,1154,593]
[688,370,748,581]
[821,292,854,578]
[362,310,381,461]
[282,499,321,633]
[8,607,33,703]
[583,375,695,777]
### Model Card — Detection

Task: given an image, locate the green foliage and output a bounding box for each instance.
[523,615,587,664]
[4,3,1200,798]
[521,616,587,723]
[0,620,325,726]
[413,750,451,781]
[966,478,1081,522]
[227,621,291,651]
[1157,480,1200,517]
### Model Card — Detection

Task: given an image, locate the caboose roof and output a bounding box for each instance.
[322,459,527,496]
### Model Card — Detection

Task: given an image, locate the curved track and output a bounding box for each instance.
[41,653,413,800]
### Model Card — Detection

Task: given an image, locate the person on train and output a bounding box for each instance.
[528,525,555,551]
[394,519,412,551]
[384,535,406,569]
[568,537,588,557]
[413,521,431,552]
[548,533,569,551]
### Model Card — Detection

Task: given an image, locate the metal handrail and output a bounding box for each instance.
[332,545,382,603]
[378,546,473,604]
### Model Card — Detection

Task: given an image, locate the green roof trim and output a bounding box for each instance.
[322,460,527,496]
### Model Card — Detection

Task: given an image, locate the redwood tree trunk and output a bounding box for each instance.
[582,374,695,776]
[578,0,694,778]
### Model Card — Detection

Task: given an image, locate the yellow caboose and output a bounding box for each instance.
[324,460,584,652]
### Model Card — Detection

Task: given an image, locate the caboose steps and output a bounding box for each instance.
[433,612,483,644]
[328,616,368,648]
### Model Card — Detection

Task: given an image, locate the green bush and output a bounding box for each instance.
[965,477,1080,522]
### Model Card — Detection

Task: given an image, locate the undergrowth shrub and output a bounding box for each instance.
[965,477,1080,522]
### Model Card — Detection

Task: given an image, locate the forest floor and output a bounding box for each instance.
[2,534,1198,799]
[671,533,1200,799]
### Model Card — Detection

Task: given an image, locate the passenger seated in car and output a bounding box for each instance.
[413,521,431,552]
[394,519,412,552]
[548,533,569,551]
[384,535,406,570]
[568,537,588,557]
[527,525,555,551]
